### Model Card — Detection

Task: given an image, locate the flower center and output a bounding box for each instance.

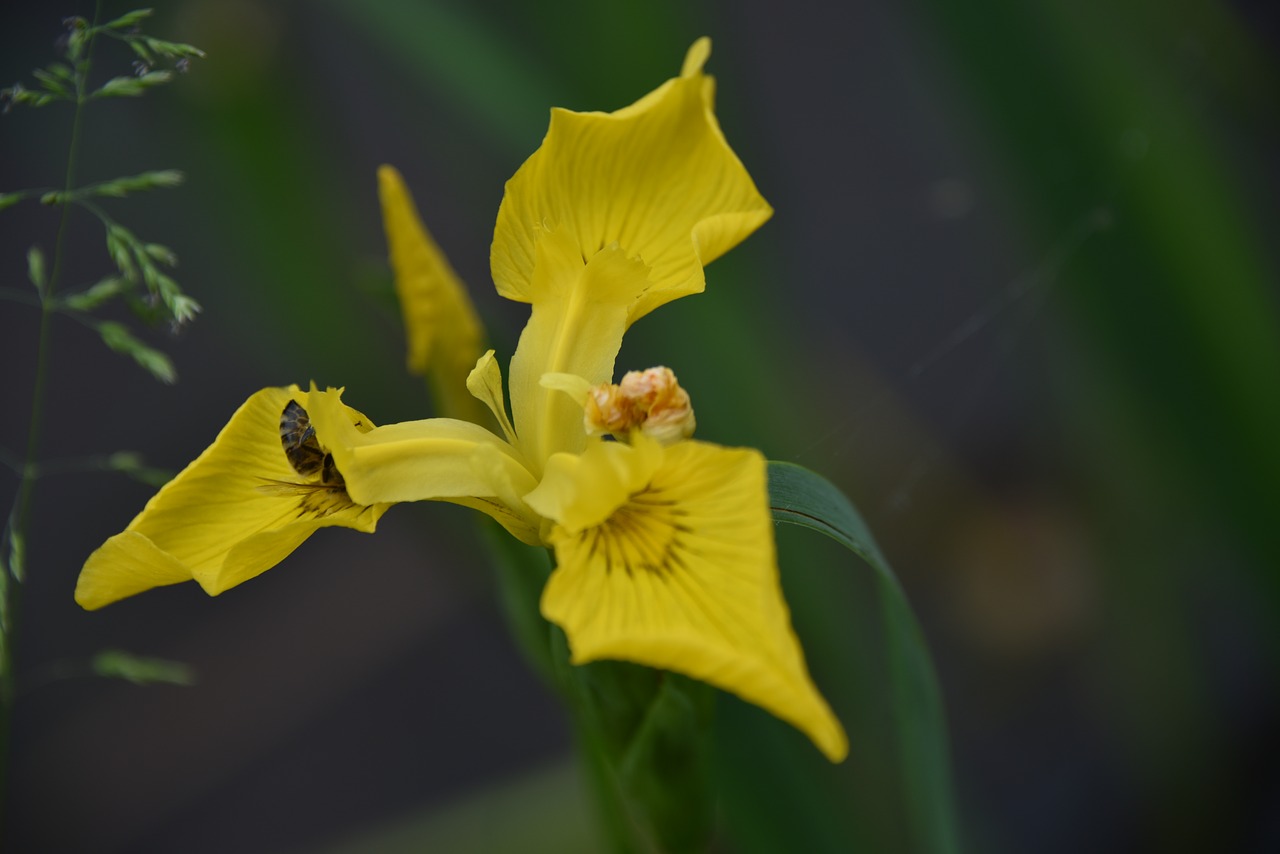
[586,487,689,577]
[585,366,695,444]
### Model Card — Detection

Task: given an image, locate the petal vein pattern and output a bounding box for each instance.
[491,37,772,327]
[507,231,651,473]
[527,437,848,761]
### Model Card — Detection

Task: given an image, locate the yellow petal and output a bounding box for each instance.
[75,531,192,611]
[531,436,848,761]
[379,165,487,422]
[466,349,518,445]
[75,386,390,609]
[305,385,541,541]
[491,38,772,325]
[539,372,593,406]
[506,231,650,472]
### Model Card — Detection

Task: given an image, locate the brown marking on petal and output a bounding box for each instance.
[581,481,689,580]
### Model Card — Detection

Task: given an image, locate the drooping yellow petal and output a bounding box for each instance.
[305,385,542,544]
[491,38,772,325]
[379,165,487,422]
[75,386,390,610]
[525,435,848,762]
[506,229,651,473]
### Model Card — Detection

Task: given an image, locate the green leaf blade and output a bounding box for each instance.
[90,649,194,686]
[767,461,962,854]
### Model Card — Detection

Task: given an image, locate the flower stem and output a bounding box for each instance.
[0,0,100,816]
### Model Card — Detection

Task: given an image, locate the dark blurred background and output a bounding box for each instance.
[2,0,1278,851]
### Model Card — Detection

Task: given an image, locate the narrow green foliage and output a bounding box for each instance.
[105,224,139,282]
[167,293,200,325]
[57,276,125,311]
[91,70,173,99]
[142,242,177,266]
[2,10,204,114]
[64,17,90,65]
[96,321,177,384]
[101,8,205,69]
[104,451,173,488]
[90,649,195,686]
[25,247,46,294]
[30,68,72,100]
[5,533,23,585]
[0,83,61,109]
[0,11,203,821]
[0,545,8,633]
[136,37,206,63]
[767,462,962,854]
[42,170,184,204]
[102,8,155,30]
[98,220,201,326]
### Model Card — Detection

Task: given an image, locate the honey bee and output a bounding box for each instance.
[279,400,345,487]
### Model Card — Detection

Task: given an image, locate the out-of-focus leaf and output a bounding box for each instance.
[920,0,1280,608]
[767,461,961,854]
[96,321,177,384]
[26,246,46,292]
[322,0,558,151]
[92,70,172,98]
[90,649,194,686]
[102,9,154,31]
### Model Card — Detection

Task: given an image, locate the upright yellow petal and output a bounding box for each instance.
[525,436,848,761]
[490,38,772,325]
[506,230,651,473]
[379,165,487,422]
[75,386,390,610]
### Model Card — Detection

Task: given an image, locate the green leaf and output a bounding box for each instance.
[0,192,28,212]
[26,246,46,292]
[6,530,24,584]
[105,225,139,282]
[767,461,962,854]
[80,170,185,199]
[90,649,194,686]
[167,293,201,326]
[59,276,125,311]
[127,39,155,66]
[96,321,177,384]
[102,9,155,31]
[323,0,558,152]
[142,242,178,265]
[31,68,72,99]
[65,22,89,64]
[140,37,206,61]
[104,451,174,488]
[92,70,173,99]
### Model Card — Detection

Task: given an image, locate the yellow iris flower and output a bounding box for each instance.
[75,39,847,762]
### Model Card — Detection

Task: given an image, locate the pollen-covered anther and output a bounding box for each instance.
[583,366,696,444]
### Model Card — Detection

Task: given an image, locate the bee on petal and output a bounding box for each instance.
[279,400,344,487]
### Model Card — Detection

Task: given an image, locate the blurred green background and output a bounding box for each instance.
[2,0,1278,851]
